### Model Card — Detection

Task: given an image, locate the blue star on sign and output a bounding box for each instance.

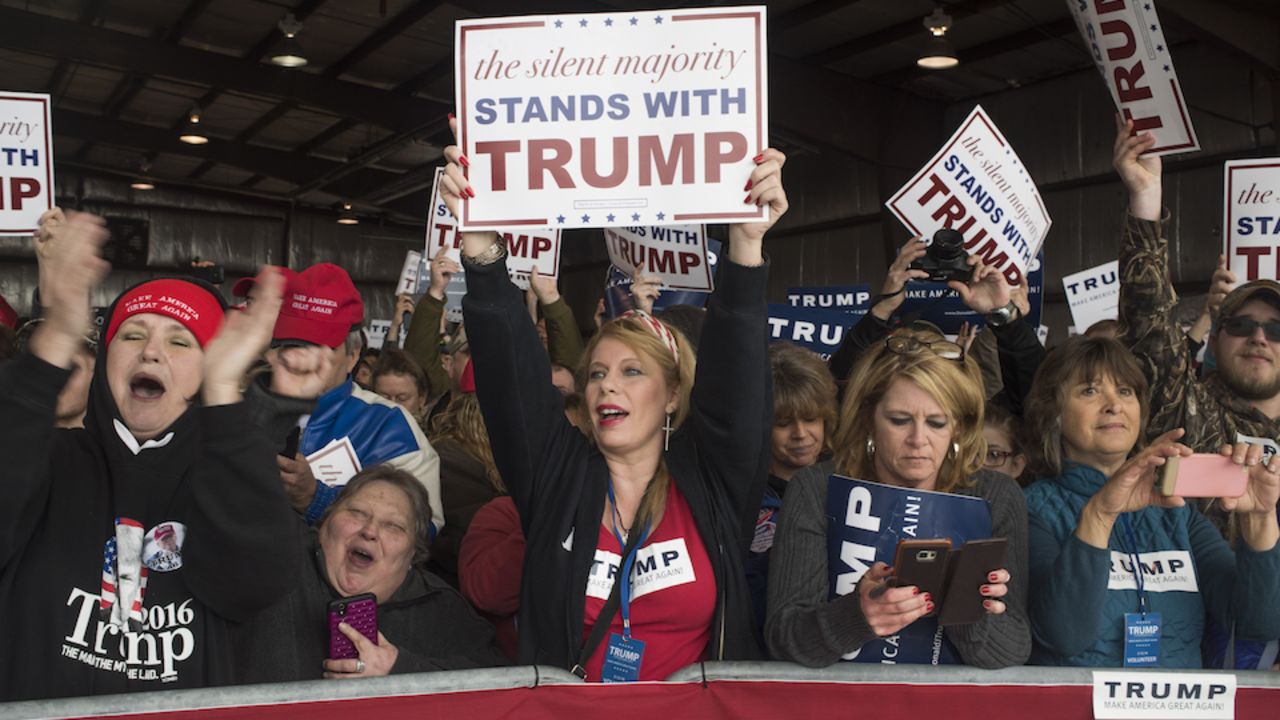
[631,213,641,222]
[604,18,613,27]
[606,213,616,222]
[655,15,663,24]
[1150,24,1157,32]
[1144,3,1152,10]
[579,18,588,28]
[1163,64,1170,72]
[581,214,591,223]
[629,16,638,26]
[656,212,666,221]
[556,215,565,224]
[554,19,563,28]
[1157,44,1164,52]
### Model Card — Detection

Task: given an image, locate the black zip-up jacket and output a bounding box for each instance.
[463,253,772,674]
[0,340,300,700]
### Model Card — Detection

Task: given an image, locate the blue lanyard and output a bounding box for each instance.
[607,480,651,640]
[1118,514,1149,616]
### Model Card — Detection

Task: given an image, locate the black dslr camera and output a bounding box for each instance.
[910,228,972,283]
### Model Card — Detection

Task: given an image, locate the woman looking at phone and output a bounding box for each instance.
[766,325,1031,668]
[1022,336,1280,667]
[440,121,785,680]
[234,465,505,682]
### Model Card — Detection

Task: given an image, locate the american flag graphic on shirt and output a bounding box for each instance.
[100,517,147,628]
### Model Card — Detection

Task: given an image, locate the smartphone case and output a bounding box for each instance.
[938,538,1009,627]
[328,593,378,660]
[893,539,953,613]
[1159,454,1248,498]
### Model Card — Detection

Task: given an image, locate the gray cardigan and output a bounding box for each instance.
[764,460,1031,668]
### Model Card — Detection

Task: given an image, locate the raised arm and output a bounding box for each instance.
[404,248,458,400]
[441,133,585,519]
[0,212,108,569]
[184,269,303,620]
[829,237,929,386]
[690,149,786,532]
[1113,115,1200,441]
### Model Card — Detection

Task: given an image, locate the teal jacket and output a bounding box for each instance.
[1024,462,1280,667]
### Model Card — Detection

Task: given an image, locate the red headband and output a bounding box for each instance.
[105,279,226,349]
[619,310,679,363]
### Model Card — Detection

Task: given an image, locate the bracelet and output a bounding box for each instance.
[464,241,506,266]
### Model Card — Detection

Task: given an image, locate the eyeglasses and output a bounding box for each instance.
[884,335,965,361]
[983,449,1015,468]
[1221,316,1280,342]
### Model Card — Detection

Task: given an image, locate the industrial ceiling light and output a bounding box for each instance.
[178,106,209,145]
[917,6,959,70]
[336,202,359,225]
[270,13,309,68]
[130,160,155,190]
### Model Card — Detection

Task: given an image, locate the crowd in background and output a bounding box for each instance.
[0,115,1278,703]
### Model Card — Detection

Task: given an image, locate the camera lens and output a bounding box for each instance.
[338,603,346,615]
[930,228,966,261]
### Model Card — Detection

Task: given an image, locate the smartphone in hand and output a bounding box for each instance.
[328,593,378,660]
[1159,454,1247,498]
[893,539,952,614]
[938,538,1008,627]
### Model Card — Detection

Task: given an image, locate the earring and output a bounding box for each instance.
[949,442,959,460]
[663,413,674,452]
[866,437,876,456]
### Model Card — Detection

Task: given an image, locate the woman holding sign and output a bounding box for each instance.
[1022,336,1280,667]
[438,121,783,681]
[766,326,1030,668]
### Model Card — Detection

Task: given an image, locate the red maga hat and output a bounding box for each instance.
[272,263,364,348]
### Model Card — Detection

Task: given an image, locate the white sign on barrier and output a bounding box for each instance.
[1068,0,1199,156]
[454,6,769,231]
[1092,671,1235,719]
[424,167,562,289]
[0,91,55,235]
[603,225,713,291]
[1063,260,1120,332]
[885,105,1051,288]
[1223,158,1280,281]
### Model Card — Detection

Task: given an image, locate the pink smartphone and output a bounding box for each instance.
[328,593,378,660]
[1159,454,1248,498]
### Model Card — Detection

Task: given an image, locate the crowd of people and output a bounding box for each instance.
[0,115,1278,703]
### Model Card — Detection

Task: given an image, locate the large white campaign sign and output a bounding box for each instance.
[1093,671,1235,719]
[454,6,768,231]
[1069,0,1199,156]
[0,91,55,235]
[886,105,1051,287]
[603,225,713,291]
[1224,158,1280,281]
[425,167,562,289]
[1063,260,1120,332]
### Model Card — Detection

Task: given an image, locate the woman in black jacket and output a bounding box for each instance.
[439,131,787,681]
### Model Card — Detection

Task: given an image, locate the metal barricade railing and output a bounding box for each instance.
[2,662,1278,719]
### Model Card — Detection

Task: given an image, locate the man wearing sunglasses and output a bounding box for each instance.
[1116,114,1280,458]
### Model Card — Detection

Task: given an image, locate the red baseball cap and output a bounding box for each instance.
[272,263,364,348]
[105,278,226,348]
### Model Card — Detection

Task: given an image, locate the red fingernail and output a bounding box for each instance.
[744,194,753,204]
[912,587,920,595]
[923,593,932,603]
[980,585,991,596]
[925,602,935,612]
[744,180,753,192]
[465,187,476,198]
[988,572,999,582]
[752,154,764,163]
[983,600,993,610]
[459,155,471,168]
[447,112,455,121]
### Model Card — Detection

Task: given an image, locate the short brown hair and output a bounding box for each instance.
[372,348,429,396]
[831,328,986,494]
[770,342,837,451]
[320,465,433,564]
[1022,336,1149,477]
